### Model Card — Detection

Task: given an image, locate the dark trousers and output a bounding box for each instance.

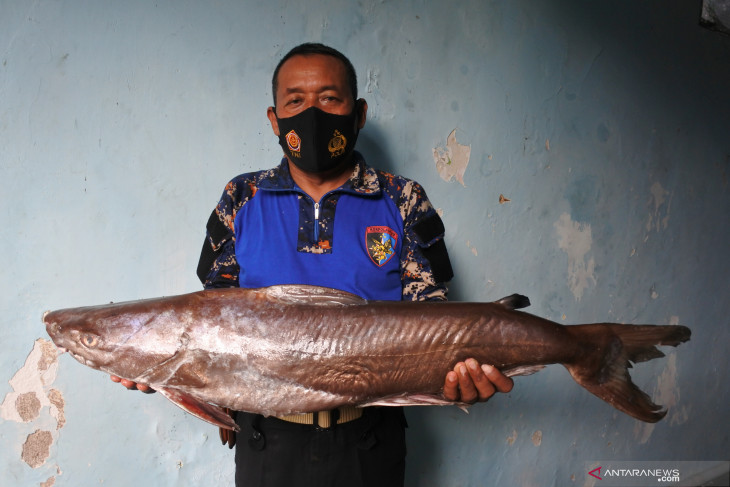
[234,407,407,487]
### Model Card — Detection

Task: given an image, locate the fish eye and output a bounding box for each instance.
[81,334,100,348]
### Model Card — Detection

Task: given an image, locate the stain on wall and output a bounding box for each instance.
[532,430,543,446]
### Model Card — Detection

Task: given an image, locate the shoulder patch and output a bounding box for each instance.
[413,213,446,246]
[413,213,453,283]
[421,239,454,283]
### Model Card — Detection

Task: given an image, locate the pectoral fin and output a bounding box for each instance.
[360,393,471,412]
[501,364,546,377]
[260,285,365,306]
[158,388,239,431]
[135,346,209,389]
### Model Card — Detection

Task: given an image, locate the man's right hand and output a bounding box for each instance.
[110,375,155,393]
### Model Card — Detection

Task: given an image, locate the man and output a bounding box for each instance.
[115,43,513,486]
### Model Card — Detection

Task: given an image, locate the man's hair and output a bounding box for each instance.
[272,43,358,106]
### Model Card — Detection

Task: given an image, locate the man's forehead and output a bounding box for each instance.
[276,54,349,89]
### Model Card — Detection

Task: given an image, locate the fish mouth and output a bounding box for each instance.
[66,349,97,368]
[52,343,97,368]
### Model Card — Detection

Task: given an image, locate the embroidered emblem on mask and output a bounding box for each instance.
[328,130,347,158]
[366,226,398,267]
[285,130,301,156]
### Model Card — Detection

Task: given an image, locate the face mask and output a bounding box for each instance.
[275,104,360,174]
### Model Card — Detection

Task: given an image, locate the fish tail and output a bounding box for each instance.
[564,323,691,423]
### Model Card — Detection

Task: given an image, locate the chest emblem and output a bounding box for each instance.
[366,226,398,267]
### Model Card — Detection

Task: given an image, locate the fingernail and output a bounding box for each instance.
[468,359,478,371]
[459,365,467,376]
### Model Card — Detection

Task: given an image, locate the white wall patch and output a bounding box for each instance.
[646,181,672,233]
[554,212,596,301]
[433,129,471,186]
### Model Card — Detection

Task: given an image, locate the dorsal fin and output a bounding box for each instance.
[258,285,365,306]
[495,293,531,310]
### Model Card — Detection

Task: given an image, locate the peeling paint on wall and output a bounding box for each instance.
[16,391,42,421]
[433,129,471,186]
[466,240,478,256]
[1,339,65,471]
[646,182,672,233]
[365,67,379,94]
[48,388,66,429]
[554,212,596,300]
[22,429,54,468]
[1,339,61,423]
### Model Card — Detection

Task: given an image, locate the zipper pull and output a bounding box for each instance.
[313,202,320,242]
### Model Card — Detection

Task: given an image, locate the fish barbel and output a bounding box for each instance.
[43,285,691,431]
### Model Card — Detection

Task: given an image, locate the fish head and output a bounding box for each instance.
[43,299,184,380]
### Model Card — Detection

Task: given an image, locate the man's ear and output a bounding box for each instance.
[267,106,280,136]
[356,99,368,130]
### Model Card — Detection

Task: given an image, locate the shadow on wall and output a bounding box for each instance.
[358,125,399,175]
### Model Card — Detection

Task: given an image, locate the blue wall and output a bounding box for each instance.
[1,1,728,485]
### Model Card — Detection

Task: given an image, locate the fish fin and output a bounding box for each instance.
[260,285,365,306]
[158,388,239,432]
[565,324,691,423]
[495,294,531,310]
[501,365,546,377]
[360,393,471,411]
[135,348,209,389]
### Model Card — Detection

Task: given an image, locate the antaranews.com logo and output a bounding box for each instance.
[585,461,729,486]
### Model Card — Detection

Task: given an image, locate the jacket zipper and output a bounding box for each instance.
[313,202,320,242]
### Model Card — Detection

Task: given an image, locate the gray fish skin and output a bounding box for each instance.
[43,285,691,430]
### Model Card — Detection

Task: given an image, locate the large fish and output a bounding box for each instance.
[44,285,691,431]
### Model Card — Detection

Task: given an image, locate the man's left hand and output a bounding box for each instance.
[443,358,513,403]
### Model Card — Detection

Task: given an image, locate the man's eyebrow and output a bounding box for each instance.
[283,85,344,95]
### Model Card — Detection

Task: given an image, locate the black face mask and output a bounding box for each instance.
[275,104,361,174]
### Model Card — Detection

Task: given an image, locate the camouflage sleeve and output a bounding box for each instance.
[196,178,255,289]
[397,180,454,302]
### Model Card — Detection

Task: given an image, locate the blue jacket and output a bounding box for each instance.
[197,152,452,302]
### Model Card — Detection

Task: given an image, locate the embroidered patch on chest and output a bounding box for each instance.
[366,226,398,267]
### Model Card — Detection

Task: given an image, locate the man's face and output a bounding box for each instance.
[267,54,366,136]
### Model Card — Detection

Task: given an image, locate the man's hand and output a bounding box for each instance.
[443,358,513,403]
[110,375,155,394]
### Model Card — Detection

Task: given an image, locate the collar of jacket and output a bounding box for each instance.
[256,151,381,196]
